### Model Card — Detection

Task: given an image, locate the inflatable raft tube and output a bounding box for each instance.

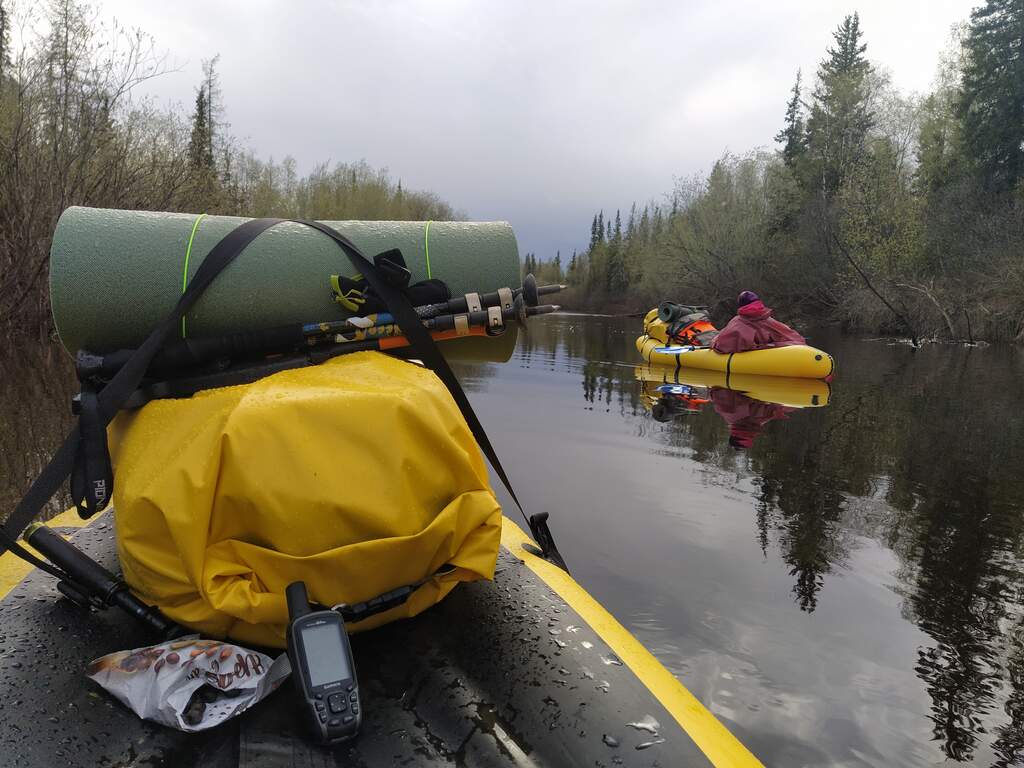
[634,365,832,409]
[637,334,834,379]
[0,510,763,767]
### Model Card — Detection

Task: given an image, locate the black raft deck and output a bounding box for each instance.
[0,512,762,767]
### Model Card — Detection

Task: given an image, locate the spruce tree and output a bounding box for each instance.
[958,0,1024,191]
[606,210,627,294]
[805,13,874,193]
[776,70,807,167]
[200,55,222,170]
[188,87,214,171]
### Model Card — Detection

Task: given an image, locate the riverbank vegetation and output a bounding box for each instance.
[552,4,1024,343]
[0,0,459,334]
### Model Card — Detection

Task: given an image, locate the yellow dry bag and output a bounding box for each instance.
[108,352,502,648]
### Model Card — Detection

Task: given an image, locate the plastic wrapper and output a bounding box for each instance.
[87,636,291,732]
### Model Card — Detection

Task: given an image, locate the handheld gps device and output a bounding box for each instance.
[285,581,360,743]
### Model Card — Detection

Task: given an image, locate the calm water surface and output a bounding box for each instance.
[3,314,1024,767]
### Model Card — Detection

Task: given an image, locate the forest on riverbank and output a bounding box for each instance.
[0,0,460,335]
[535,4,1024,343]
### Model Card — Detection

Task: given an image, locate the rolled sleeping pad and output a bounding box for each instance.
[49,207,521,355]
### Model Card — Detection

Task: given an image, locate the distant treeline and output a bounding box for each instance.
[539,5,1024,343]
[0,0,460,334]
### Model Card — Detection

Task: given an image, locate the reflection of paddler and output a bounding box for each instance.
[710,388,794,449]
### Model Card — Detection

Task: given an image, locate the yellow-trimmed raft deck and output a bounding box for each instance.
[0,510,765,767]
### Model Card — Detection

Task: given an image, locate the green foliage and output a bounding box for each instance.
[775,70,806,167]
[557,10,1024,342]
[188,84,211,168]
[804,13,875,195]
[958,0,1024,192]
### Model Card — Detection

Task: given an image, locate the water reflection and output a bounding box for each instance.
[460,313,1024,765]
[634,365,830,448]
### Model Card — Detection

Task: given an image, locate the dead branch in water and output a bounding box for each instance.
[830,231,920,346]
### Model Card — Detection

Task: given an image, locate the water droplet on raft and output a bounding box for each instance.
[602,734,619,747]
[548,629,561,636]
[601,654,623,667]
[626,715,660,735]
[635,738,666,750]
[581,641,593,650]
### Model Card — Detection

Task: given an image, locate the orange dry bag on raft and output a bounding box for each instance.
[108,351,502,649]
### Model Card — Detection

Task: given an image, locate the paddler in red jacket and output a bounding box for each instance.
[711,291,806,354]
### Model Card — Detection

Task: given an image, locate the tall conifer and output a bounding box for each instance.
[958,0,1024,191]
[776,70,807,167]
[805,13,874,193]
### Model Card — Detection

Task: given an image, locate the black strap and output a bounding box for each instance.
[300,220,533,519]
[2,218,564,573]
[70,383,113,516]
[1,218,281,546]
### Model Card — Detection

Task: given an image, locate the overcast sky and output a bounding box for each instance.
[94,0,977,259]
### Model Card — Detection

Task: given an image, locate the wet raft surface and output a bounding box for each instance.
[0,515,710,767]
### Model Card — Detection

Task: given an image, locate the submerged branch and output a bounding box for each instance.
[831,231,920,345]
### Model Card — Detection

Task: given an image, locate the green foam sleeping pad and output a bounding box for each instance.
[49,207,522,355]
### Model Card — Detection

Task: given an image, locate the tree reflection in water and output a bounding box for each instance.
[513,314,1024,763]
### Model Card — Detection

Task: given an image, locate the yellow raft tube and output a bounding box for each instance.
[637,309,835,379]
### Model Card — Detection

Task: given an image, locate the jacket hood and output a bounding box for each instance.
[737,300,771,320]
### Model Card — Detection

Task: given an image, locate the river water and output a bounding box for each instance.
[3,314,1024,766]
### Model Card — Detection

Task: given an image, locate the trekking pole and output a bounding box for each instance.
[312,299,559,344]
[307,274,566,336]
[81,283,563,381]
[24,523,186,639]
[403,273,565,319]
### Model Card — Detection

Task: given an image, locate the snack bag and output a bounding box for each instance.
[87,636,290,731]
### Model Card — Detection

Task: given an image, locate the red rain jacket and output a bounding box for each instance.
[710,301,806,354]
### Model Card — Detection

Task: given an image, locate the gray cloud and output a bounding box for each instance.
[97,0,976,258]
